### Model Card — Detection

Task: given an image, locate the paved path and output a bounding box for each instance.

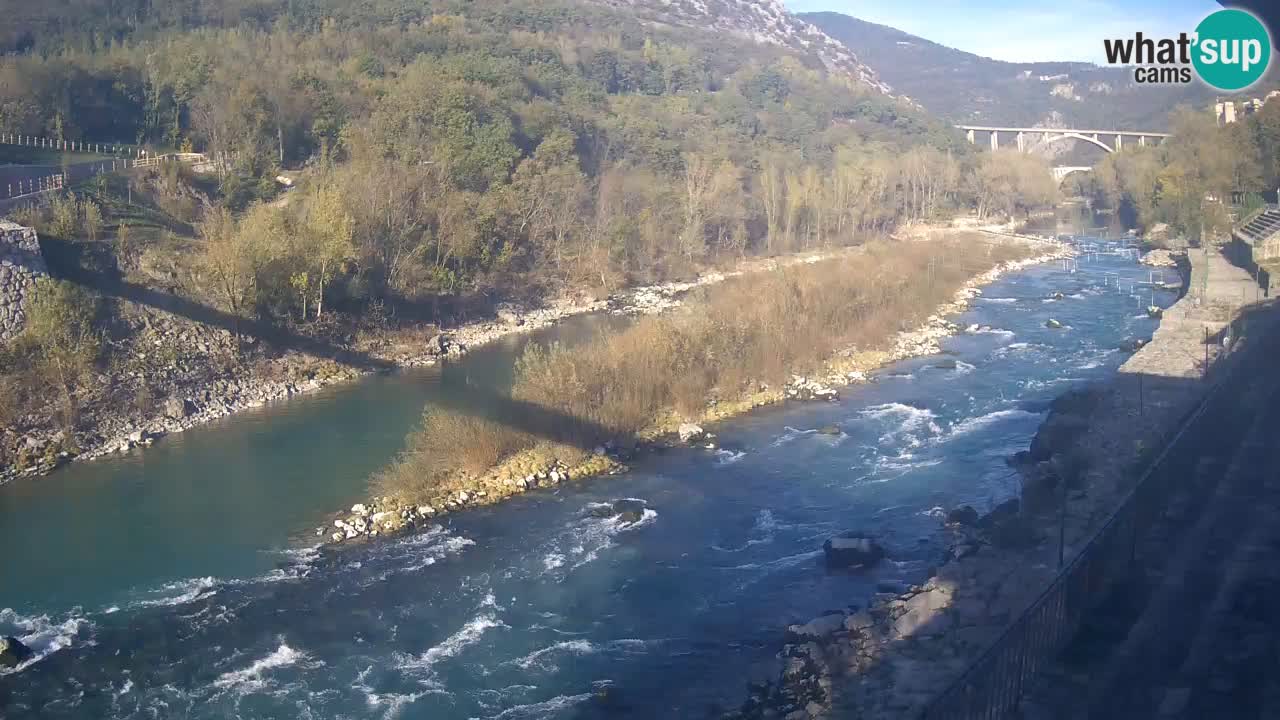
[1019,301,1280,720]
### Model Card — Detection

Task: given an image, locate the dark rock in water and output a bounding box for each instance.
[0,636,33,668]
[933,359,959,370]
[977,498,1020,531]
[590,498,647,522]
[612,498,646,516]
[1045,318,1063,329]
[976,498,1041,549]
[1120,337,1149,353]
[1027,388,1101,462]
[1018,462,1065,512]
[946,505,980,527]
[989,515,1042,549]
[816,424,842,436]
[1046,387,1102,417]
[1008,449,1035,467]
[823,532,885,569]
[1048,291,1066,300]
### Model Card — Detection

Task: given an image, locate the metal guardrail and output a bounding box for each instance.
[920,304,1262,720]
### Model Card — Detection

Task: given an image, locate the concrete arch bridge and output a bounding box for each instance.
[956,126,1171,153]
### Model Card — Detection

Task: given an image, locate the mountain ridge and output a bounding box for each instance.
[594,0,894,93]
[802,10,1279,133]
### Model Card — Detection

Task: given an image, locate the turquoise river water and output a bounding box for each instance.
[0,219,1178,719]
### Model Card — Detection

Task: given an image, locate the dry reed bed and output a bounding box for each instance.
[371,236,1040,507]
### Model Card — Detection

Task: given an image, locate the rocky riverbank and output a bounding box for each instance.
[322,234,1071,546]
[727,245,1268,720]
[0,243,884,486]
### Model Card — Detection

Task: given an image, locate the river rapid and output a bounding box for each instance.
[0,226,1179,719]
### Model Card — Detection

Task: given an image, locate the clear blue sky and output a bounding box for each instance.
[784,0,1223,63]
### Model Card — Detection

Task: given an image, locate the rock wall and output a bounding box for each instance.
[0,220,47,342]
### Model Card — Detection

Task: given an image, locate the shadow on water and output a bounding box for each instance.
[42,237,619,452]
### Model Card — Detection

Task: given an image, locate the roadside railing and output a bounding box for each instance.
[919,292,1265,720]
[1,174,64,200]
[1,132,140,156]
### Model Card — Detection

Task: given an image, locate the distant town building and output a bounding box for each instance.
[1216,100,1238,125]
[1215,90,1280,125]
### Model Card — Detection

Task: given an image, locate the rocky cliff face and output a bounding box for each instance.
[0,220,47,342]
[595,0,893,93]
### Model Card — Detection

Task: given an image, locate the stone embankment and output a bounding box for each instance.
[324,236,1071,545]
[0,220,46,342]
[727,245,1267,720]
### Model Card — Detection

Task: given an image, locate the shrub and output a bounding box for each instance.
[13,278,101,430]
[375,236,1033,501]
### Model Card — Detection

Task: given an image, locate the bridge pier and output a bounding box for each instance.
[990,131,998,150]
[966,129,975,144]
[1139,135,1146,147]
[1016,132,1025,152]
[1115,134,1123,151]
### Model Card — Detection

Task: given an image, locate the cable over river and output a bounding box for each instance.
[0,229,1180,719]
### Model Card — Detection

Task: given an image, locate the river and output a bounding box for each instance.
[0,217,1176,718]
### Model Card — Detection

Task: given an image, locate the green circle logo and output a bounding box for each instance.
[1192,9,1271,91]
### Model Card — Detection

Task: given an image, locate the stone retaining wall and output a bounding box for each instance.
[0,220,46,342]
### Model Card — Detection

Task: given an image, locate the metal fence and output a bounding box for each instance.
[0,132,139,156]
[919,301,1261,720]
[0,174,64,200]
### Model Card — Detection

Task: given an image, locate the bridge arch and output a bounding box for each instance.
[1043,132,1113,154]
[1052,166,1092,182]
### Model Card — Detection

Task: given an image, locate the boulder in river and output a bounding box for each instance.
[823,532,885,569]
[933,359,959,370]
[677,423,705,444]
[1028,387,1101,462]
[945,505,980,527]
[590,498,648,524]
[1045,318,1063,329]
[976,498,1041,549]
[816,424,842,436]
[0,636,33,668]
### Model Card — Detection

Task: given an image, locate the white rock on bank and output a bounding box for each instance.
[678,423,705,443]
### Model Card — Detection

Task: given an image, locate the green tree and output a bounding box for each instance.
[18,278,100,429]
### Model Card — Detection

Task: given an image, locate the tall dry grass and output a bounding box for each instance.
[375,236,1032,501]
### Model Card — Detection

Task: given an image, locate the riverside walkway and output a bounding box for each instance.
[1017,248,1280,719]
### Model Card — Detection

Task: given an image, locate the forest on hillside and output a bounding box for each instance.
[0,0,1058,322]
[1083,106,1280,244]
